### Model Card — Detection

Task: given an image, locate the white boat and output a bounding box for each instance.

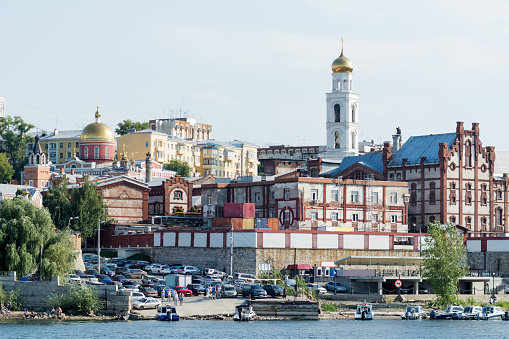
[429,305,464,320]
[233,304,257,321]
[477,306,505,320]
[354,303,374,320]
[462,306,483,320]
[156,304,180,321]
[401,306,427,320]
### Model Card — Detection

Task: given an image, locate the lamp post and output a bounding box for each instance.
[492,272,496,300]
[98,219,105,274]
[67,216,79,230]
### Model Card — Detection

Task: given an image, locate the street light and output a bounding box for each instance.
[492,272,496,300]
[67,216,79,230]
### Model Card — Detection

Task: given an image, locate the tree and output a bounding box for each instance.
[164,159,192,177]
[0,153,14,183]
[0,197,76,279]
[0,116,34,179]
[257,163,264,176]
[47,284,104,314]
[115,119,149,136]
[71,177,108,240]
[421,222,469,307]
[43,175,73,230]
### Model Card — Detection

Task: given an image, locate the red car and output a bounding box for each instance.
[175,286,193,297]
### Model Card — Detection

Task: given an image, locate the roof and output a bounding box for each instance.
[388,133,457,167]
[0,184,39,196]
[495,151,509,176]
[40,130,82,140]
[334,256,423,266]
[322,153,383,177]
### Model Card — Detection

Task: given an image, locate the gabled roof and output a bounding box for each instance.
[322,153,384,177]
[388,133,457,167]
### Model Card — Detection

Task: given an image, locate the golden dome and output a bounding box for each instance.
[80,107,115,142]
[331,50,353,73]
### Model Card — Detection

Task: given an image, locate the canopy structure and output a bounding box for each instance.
[334,256,424,266]
[286,264,313,270]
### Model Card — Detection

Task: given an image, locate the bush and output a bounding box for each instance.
[0,284,23,311]
[321,303,337,312]
[47,284,104,314]
[126,253,151,262]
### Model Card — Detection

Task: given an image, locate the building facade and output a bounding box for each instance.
[196,140,258,178]
[148,117,212,142]
[148,176,193,216]
[79,107,116,164]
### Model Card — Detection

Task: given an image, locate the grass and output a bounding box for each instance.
[321,303,338,312]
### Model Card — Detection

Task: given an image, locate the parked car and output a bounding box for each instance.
[324,281,347,293]
[113,274,128,283]
[140,287,158,298]
[96,274,113,284]
[222,284,238,298]
[81,275,100,284]
[149,264,165,274]
[188,284,206,296]
[128,269,147,279]
[131,292,146,302]
[116,267,132,276]
[179,266,201,275]
[262,284,285,298]
[142,275,155,284]
[233,273,258,283]
[101,267,115,277]
[203,268,219,276]
[132,297,161,310]
[235,283,248,294]
[65,274,81,284]
[205,275,222,282]
[175,286,193,297]
[169,266,183,274]
[86,269,99,276]
[307,283,327,295]
[131,261,150,269]
[123,281,141,289]
[242,284,267,299]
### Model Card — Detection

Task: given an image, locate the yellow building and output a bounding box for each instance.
[117,129,200,174]
[26,130,82,164]
[196,140,258,178]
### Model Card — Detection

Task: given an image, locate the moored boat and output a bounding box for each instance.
[477,306,505,320]
[429,305,464,320]
[401,306,427,320]
[462,306,483,320]
[233,304,257,321]
[156,304,180,321]
[354,303,373,320]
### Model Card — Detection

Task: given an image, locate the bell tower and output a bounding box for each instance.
[322,39,359,161]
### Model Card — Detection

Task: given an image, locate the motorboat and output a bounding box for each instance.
[477,306,505,320]
[354,303,374,320]
[156,304,180,321]
[401,306,427,320]
[429,305,464,320]
[462,306,483,320]
[233,304,257,321]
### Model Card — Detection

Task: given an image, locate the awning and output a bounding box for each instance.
[287,264,313,270]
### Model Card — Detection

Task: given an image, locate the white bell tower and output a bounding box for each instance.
[321,39,359,161]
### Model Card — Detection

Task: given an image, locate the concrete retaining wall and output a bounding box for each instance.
[249,300,319,320]
[0,272,131,314]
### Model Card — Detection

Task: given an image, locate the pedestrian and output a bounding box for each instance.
[174,290,178,305]
[212,286,216,300]
[30,311,35,319]
[51,308,55,316]
[179,293,184,306]
[283,287,287,301]
[490,296,493,305]
[6,300,11,313]
[24,310,29,319]
[217,285,221,298]
[494,296,498,305]
[57,307,62,317]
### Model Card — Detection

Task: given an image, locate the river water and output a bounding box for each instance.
[1,319,507,338]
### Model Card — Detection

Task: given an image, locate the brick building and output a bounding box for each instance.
[148,176,193,216]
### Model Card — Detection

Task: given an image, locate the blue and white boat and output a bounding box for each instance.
[156,304,180,321]
[430,305,464,320]
[477,306,505,320]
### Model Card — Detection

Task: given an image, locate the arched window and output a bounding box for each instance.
[334,104,340,122]
[351,131,356,149]
[94,146,99,159]
[105,146,110,159]
[496,208,503,225]
[84,147,89,158]
[352,106,355,122]
[335,131,340,149]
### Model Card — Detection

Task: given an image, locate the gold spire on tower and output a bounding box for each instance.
[331,37,353,73]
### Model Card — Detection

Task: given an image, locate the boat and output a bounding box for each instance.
[401,306,427,320]
[354,303,374,320]
[429,305,464,320]
[156,304,180,321]
[462,306,483,320]
[233,304,257,321]
[477,306,505,320]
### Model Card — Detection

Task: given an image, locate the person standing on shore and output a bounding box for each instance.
[173,290,178,305]
[179,293,184,306]
[212,286,216,300]
[7,300,11,313]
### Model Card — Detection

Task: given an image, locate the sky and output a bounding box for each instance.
[1,0,509,150]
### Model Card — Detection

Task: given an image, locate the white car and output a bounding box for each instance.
[131,291,146,302]
[132,297,161,310]
[307,283,327,294]
[149,264,164,274]
[65,274,81,284]
[82,275,100,284]
[179,266,201,275]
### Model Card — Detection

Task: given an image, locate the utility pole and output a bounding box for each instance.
[230,224,234,276]
[98,219,101,274]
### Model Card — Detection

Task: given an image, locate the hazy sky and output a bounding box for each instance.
[2,1,509,149]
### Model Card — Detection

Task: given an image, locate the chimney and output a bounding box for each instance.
[392,127,402,152]
[145,152,152,183]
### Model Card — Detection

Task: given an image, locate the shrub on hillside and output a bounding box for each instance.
[47,284,104,314]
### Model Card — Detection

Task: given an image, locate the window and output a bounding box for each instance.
[310,212,318,221]
[497,190,502,200]
[105,147,110,158]
[207,196,212,205]
[284,210,290,221]
[284,189,290,201]
[67,142,71,148]
[331,212,338,221]
[429,182,436,205]
[466,183,472,190]
[450,216,456,223]
[29,180,33,186]
[372,192,378,204]
[174,190,183,200]
[311,189,318,201]
[59,143,63,149]
[94,146,99,159]
[496,208,503,225]
[59,153,63,159]
[391,215,397,223]
[352,214,359,222]
[84,147,88,158]
[334,104,340,122]
[482,184,487,191]
[41,180,45,187]
[331,190,338,202]
[482,217,487,225]
[390,192,397,204]
[451,183,456,189]
[271,192,275,201]
[145,141,149,147]
[255,192,261,203]
[372,214,378,222]
[351,191,359,203]
[466,217,471,225]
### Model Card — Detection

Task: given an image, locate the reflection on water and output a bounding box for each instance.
[1,319,508,339]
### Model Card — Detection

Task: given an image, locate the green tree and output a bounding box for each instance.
[43,175,73,229]
[115,119,149,136]
[0,116,34,179]
[0,197,76,279]
[421,222,469,307]
[71,177,108,240]
[0,153,14,183]
[164,159,192,177]
[47,284,104,314]
[257,163,264,176]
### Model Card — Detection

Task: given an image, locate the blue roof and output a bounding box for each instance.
[388,133,457,167]
[322,153,384,177]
